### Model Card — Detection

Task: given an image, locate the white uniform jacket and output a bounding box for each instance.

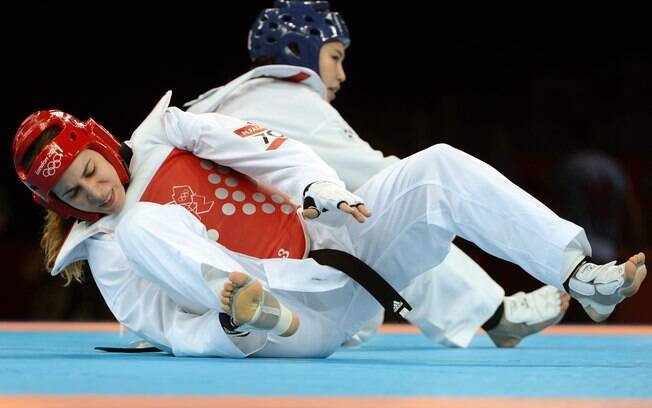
[51,91,353,357]
[186,65,398,191]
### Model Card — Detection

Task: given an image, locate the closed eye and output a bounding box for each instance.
[63,159,92,199]
[66,187,79,199]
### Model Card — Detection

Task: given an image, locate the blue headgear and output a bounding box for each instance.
[248,1,350,75]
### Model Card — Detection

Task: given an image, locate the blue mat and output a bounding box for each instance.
[1,331,651,397]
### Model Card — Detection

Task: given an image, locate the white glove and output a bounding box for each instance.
[302,181,369,226]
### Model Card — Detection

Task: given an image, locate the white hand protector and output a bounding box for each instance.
[303,181,365,227]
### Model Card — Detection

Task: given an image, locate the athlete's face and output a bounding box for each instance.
[52,149,126,215]
[319,41,347,103]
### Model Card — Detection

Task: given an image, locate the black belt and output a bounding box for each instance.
[95,345,162,353]
[309,249,412,319]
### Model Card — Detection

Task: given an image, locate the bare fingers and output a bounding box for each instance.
[338,203,372,223]
[302,207,320,219]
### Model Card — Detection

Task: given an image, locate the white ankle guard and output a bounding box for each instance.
[235,286,293,336]
[270,304,294,336]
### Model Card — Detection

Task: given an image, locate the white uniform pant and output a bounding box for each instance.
[118,144,590,357]
[401,245,504,347]
[342,244,504,348]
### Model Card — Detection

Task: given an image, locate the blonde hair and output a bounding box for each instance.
[42,210,86,285]
[23,125,87,286]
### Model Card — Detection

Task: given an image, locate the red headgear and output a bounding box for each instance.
[12,110,130,222]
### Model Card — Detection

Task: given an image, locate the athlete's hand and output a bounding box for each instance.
[302,181,371,226]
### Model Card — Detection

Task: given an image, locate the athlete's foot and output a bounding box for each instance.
[568,252,647,322]
[221,271,299,337]
[487,285,570,348]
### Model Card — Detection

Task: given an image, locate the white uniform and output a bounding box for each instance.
[185,65,502,346]
[53,92,356,357]
[54,91,590,358]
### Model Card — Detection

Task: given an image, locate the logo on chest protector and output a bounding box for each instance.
[168,185,214,218]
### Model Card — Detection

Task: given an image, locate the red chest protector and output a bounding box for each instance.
[140,149,306,259]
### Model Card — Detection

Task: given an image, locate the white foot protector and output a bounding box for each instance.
[487,285,565,348]
[569,257,647,322]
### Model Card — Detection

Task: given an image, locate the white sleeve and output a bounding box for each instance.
[214,80,400,191]
[163,107,344,203]
[86,237,253,358]
[300,118,400,191]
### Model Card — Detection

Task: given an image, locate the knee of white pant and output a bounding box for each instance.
[115,202,167,253]
[405,143,460,181]
[123,201,170,224]
[430,143,455,152]
[425,143,461,162]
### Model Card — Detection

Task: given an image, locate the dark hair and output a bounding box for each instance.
[251,56,277,69]
[250,44,301,69]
